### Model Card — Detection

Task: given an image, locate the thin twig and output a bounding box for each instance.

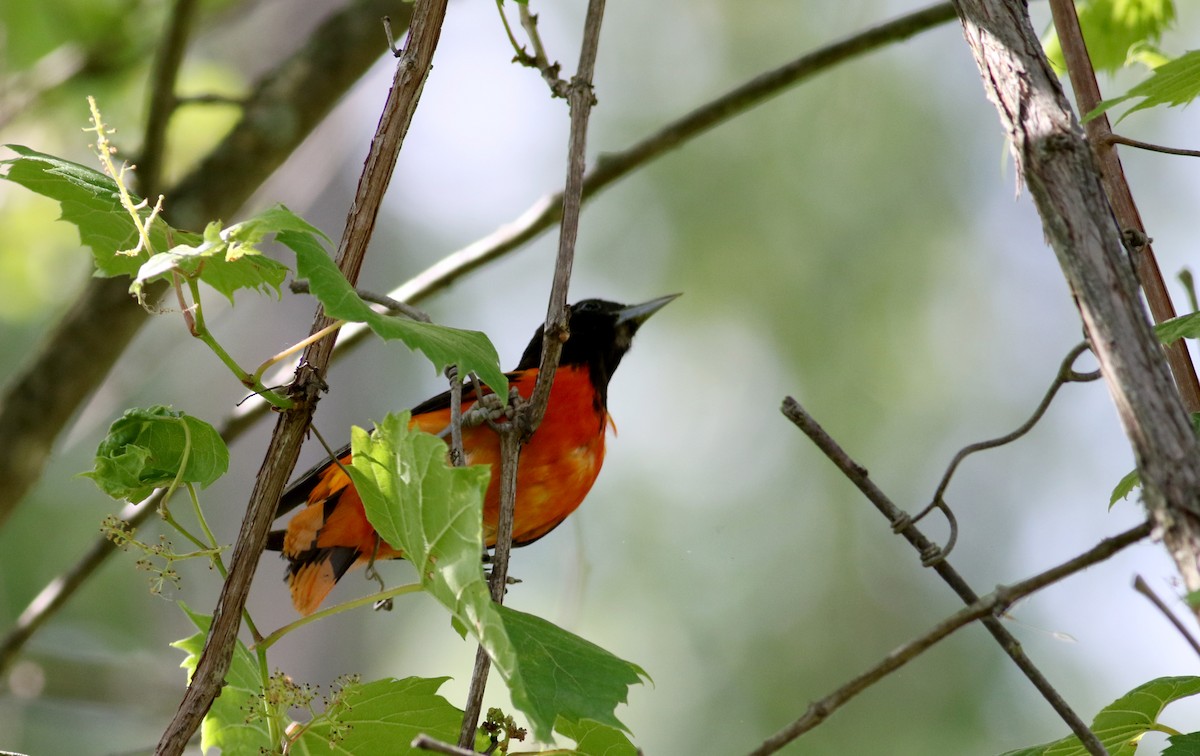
[780,395,1105,755]
[747,521,1151,755]
[522,0,607,439]
[1105,133,1200,159]
[1132,575,1200,658]
[457,427,521,747]
[0,1,959,677]
[911,342,1100,532]
[459,0,608,744]
[1047,0,1200,414]
[154,4,449,754]
[518,3,568,97]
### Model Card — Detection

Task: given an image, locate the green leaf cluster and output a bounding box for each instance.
[128,206,307,303]
[81,405,228,502]
[1042,0,1176,75]
[1,143,508,404]
[0,145,296,302]
[347,412,648,744]
[1088,49,1200,122]
[1000,676,1200,755]
[175,606,469,755]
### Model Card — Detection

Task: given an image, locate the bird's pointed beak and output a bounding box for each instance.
[615,293,681,327]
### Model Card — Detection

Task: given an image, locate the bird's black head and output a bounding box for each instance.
[516,294,679,405]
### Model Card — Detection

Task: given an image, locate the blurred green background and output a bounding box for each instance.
[2,0,1199,753]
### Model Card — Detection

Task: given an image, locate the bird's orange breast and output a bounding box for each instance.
[281,365,609,613]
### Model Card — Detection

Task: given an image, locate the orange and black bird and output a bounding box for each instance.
[267,295,678,615]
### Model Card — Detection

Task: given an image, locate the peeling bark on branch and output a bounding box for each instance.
[949,0,1200,595]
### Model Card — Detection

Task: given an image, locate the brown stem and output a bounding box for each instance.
[1106,133,1200,159]
[153,3,448,753]
[1047,0,1200,414]
[457,428,521,747]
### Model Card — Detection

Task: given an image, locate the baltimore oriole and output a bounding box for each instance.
[267,295,677,615]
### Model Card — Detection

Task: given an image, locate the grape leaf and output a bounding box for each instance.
[556,717,639,756]
[280,229,508,398]
[291,677,468,755]
[173,604,272,755]
[1109,468,1140,507]
[0,144,200,277]
[129,204,314,303]
[1166,732,1200,756]
[346,411,501,640]
[1087,48,1200,122]
[1043,0,1176,75]
[499,604,648,736]
[81,405,229,502]
[1000,676,1200,756]
[1155,311,1200,345]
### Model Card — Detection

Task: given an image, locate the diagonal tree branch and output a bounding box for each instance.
[154,3,446,752]
[781,396,1105,754]
[0,0,413,530]
[747,519,1152,755]
[949,0,1200,602]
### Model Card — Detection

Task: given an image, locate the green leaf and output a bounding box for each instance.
[346,412,497,634]
[999,676,1200,756]
[348,414,648,742]
[129,204,309,303]
[1109,468,1140,507]
[0,144,201,277]
[1166,732,1200,756]
[291,677,468,755]
[1155,311,1200,345]
[81,405,229,502]
[281,229,508,398]
[499,604,648,735]
[173,603,272,755]
[556,718,639,756]
[1043,0,1176,75]
[1086,49,1200,122]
